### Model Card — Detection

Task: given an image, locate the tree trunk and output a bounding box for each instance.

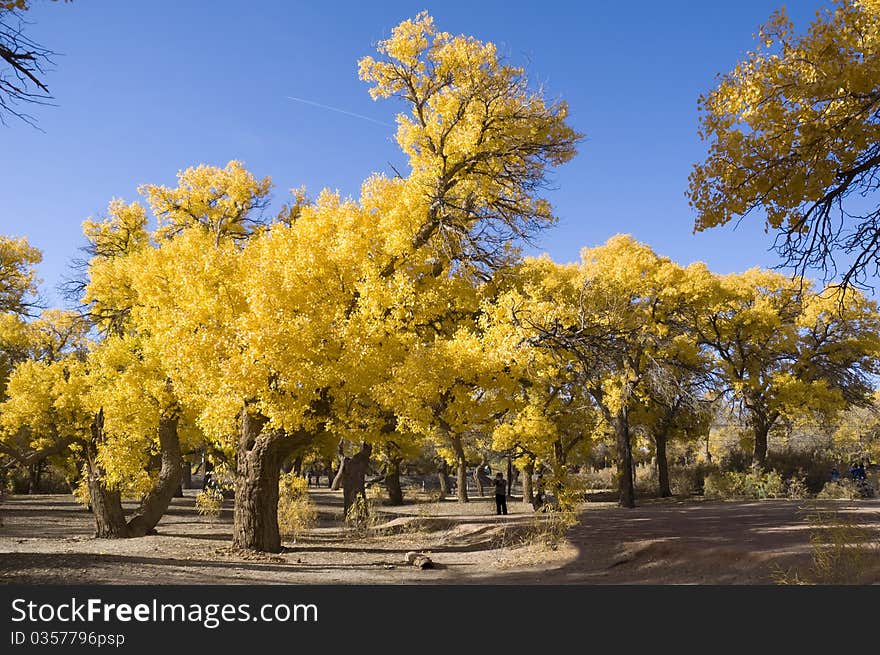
[753,420,770,468]
[553,439,566,467]
[451,435,468,503]
[654,432,671,498]
[181,459,192,489]
[331,441,373,517]
[86,410,129,538]
[506,457,513,497]
[474,455,487,497]
[437,459,449,500]
[521,459,534,505]
[326,460,335,488]
[232,407,288,552]
[384,457,404,506]
[203,457,214,489]
[614,410,635,508]
[27,460,42,494]
[126,413,183,537]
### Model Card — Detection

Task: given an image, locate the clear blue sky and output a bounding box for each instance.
[1,0,830,305]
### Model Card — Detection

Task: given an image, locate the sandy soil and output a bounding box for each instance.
[1,489,879,584]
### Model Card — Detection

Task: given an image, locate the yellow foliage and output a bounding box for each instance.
[0,235,41,315]
[689,1,880,284]
[277,473,317,539]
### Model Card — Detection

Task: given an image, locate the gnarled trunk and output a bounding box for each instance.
[181,459,192,489]
[654,432,671,498]
[127,413,183,537]
[384,457,403,506]
[332,441,373,517]
[232,408,288,552]
[86,410,129,538]
[521,459,534,505]
[437,459,449,500]
[614,409,635,508]
[753,419,770,468]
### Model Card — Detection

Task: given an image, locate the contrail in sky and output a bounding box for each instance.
[285,95,392,127]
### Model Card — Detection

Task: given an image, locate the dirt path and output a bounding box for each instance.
[504,498,880,584]
[1,492,878,584]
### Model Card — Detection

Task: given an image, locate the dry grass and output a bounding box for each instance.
[775,503,880,584]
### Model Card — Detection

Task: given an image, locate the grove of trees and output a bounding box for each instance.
[3,7,880,553]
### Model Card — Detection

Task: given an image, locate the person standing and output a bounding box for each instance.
[493,472,508,515]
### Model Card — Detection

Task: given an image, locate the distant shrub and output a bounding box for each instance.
[719,449,753,473]
[766,450,837,494]
[633,465,655,495]
[581,467,615,490]
[703,472,734,498]
[277,473,316,540]
[786,475,809,500]
[714,449,835,495]
[629,461,718,497]
[704,467,785,499]
[195,488,224,520]
[8,464,72,494]
[673,462,718,496]
[817,481,860,500]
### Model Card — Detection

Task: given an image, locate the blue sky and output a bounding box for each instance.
[1,0,830,305]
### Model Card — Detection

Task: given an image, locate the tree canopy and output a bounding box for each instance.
[689,0,880,289]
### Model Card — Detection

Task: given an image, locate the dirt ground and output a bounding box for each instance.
[1,489,879,584]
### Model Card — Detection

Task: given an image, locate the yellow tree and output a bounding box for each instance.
[359,11,581,276]
[127,173,389,546]
[85,333,205,537]
[379,321,503,503]
[1,196,203,538]
[832,390,880,463]
[0,356,93,497]
[0,309,89,493]
[0,235,41,315]
[686,267,880,466]
[491,377,598,504]
[76,198,185,537]
[630,360,714,498]
[114,162,290,548]
[0,340,181,539]
[483,287,598,504]
[689,0,880,289]
[0,235,42,427]
[66,171,259,538]
[510,236,697,507]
